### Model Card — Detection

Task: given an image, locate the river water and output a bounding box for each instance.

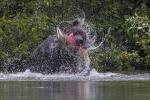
[0,69,150,100]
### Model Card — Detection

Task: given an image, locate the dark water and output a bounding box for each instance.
[0,81,150,100]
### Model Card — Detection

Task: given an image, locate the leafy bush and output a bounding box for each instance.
[0,0,150,72]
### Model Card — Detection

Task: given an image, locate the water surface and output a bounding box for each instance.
[0,70,150,100]
[0,81,150,100]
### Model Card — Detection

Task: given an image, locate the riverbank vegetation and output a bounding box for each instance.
[0,0,150,73]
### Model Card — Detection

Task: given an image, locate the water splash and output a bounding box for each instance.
[4,9,110,77]
[0,69,150,81]
[57,16,111,75]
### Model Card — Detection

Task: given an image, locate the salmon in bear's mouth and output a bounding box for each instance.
[65,33,77,47]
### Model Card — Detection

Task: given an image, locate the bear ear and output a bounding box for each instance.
[57,27,64,40]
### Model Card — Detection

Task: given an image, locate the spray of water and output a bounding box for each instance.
[1,69,150,81]
[56,8,110,75]
[3,8,110,77]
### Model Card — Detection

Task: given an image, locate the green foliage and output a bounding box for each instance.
[124,11,150,70]
[0,0,150,72]
[89,1,150,72]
